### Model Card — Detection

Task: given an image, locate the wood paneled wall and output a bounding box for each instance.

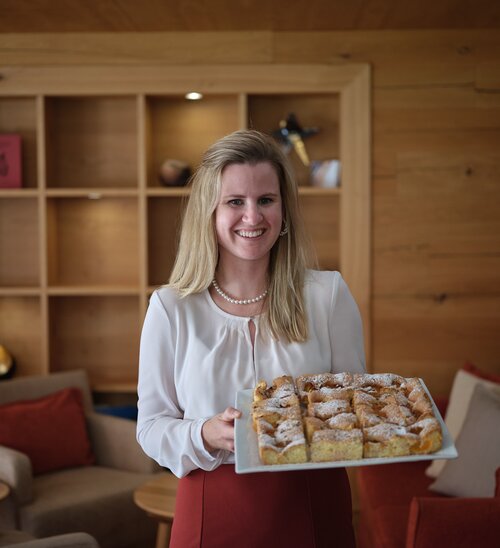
[1,29,499,395]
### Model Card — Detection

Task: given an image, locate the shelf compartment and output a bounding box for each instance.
[45,96,138,188]
[0,296,42,377]
[49,295,141,388]
[147,196,187,286]
[300,193,340,271]
[0,198,39,287]
[0,97,38,189]
[145,95,240,188]
[46,196,139,287]
[247,93,340,187]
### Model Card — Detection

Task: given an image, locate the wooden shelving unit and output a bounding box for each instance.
[0,64,371,393]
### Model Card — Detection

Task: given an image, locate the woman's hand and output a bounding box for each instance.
[202,407,242,453]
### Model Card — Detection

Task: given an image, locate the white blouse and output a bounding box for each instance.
[136,270,366,478]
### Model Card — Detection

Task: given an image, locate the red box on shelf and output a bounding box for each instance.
[0,134,22,188]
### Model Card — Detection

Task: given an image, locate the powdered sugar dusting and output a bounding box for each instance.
[252,372,443,464]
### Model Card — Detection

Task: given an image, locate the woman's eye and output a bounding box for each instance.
[228,199,243,206]
[259,197,273,205]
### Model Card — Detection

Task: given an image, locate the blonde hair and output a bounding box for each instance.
[169,129,312,343]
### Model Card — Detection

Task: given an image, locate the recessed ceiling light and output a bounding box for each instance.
[185,92,203,101]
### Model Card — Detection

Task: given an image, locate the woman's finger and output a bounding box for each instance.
[220,407,242,421]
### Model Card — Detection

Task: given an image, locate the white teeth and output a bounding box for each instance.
[237,229,264,238]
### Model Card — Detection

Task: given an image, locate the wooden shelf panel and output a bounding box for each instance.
[145,94,240,188]
[46,196,140,286]
[45,96,138,188]
[0,198,39,287]
[0,97,38,189]
[0,296,43,377]
[0,189,40,198]
[298,186,341,196]
[0,287,41,296]
[47,285,141,296]
[49,295,141,387]
[45,188,138,198]
[146,187,190,197]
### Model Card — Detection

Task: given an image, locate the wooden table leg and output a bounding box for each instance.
[155,520,172,548]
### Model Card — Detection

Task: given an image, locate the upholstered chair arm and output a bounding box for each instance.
[86,412,160,474]
[406,496,500,548]
[0,444,33,504]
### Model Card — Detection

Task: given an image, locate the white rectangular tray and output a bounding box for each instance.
[234,380,458,474]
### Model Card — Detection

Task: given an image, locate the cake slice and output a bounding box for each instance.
[255,417,308,464]
[304,416,363,462]
[362,423,417,458]
[408,417,443,454]
[253,375,296,402]
[251,399,302,430]
[295,372,353,403]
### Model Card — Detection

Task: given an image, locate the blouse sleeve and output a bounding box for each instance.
[136,291,226,478]
[330,273,367,374]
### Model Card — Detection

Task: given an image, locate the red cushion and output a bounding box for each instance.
[0,387,95,474]
[357,461,442,511]
[407,497,500,548]
[463,361,500,383]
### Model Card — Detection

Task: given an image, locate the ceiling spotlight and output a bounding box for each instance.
[185,92,203,101]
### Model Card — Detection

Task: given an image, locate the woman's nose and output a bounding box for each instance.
[242,202,263,224]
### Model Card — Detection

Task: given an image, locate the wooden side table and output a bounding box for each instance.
[0,481,10,502]
[134,473,179,548]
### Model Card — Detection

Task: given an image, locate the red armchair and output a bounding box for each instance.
[357,463,500,548]
[356,396,500,548]
[406,476,500,548]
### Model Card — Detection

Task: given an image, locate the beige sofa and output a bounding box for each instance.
[0,370,159,548]
[0,531,99,548]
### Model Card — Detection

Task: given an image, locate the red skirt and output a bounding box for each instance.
[170,464,355,548]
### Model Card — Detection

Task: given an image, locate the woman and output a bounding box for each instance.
[137,130,365,547]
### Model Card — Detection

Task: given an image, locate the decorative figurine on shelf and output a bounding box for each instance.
[158,159,192,187]
[0,344,16,381]
[272,113,319,166]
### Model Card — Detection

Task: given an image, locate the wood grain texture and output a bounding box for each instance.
[0,32,273,65]
[0,198,39,286]
[49,295,141,386]
[0,1,498,32]
[0,297,42,377]
[46,197,140,287]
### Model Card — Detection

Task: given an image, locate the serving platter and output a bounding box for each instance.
[234,380,458,474]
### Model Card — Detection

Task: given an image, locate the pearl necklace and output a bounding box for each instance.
[212,279,268,305]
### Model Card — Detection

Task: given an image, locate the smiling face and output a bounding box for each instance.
[215,162,283,270]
